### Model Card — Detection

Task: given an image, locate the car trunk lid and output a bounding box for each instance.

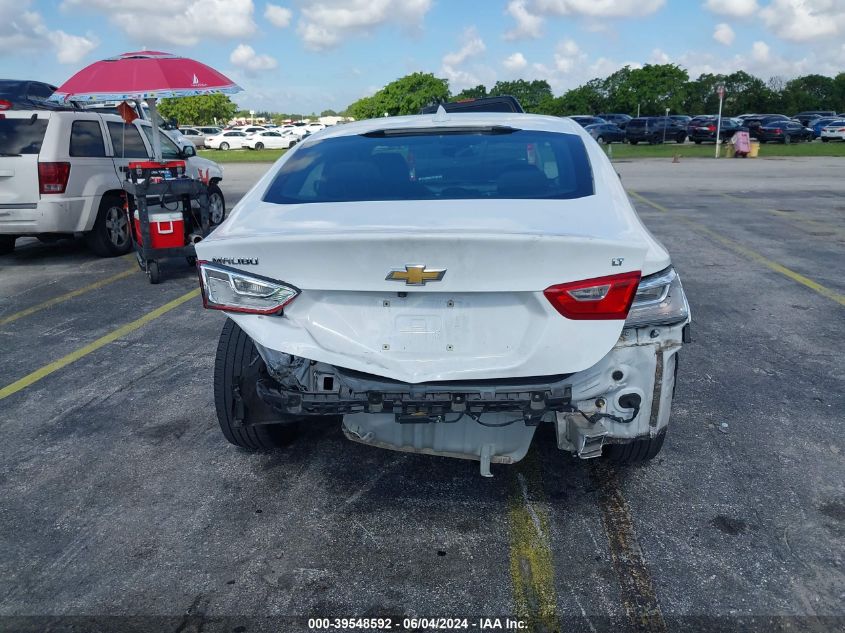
[200,198,650,382]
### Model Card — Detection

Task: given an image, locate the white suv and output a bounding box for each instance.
[0,110,225,256]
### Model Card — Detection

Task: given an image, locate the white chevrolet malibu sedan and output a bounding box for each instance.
[195,111,690,476]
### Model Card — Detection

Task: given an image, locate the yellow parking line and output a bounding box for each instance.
[508,453,560,631]
[0,268,136,327]
[0,288,200,401]
[629,191,845,307]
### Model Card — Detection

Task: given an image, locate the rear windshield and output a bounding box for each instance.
[263,128,594,204]
[0,117,49,155]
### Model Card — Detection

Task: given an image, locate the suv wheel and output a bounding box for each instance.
[208,183,226,225]
[0,235,16,255]
[85,195,132,257]
[215,319,301,450]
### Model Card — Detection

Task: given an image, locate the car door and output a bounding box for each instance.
[65,116,121,205]
[107,119,152,182]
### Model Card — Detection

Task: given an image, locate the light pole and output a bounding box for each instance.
[715,84,726,159]
[662,107,669,144]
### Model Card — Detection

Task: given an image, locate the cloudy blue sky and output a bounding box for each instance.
[1,0,844,113]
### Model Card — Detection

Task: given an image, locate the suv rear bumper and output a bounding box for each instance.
[0,198,90,235]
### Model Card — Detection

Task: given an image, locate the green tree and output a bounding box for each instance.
[346,72,450,119]
[489,79,552,113]
[782,74,836,112]
[453,85,488,100]
[320,109,338,117]
[157,94,238,126]
[623,64,689,115]
[538,80,605,116]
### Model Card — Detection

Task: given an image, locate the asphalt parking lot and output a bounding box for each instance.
[1,158,843,633]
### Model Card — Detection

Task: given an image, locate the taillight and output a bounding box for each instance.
[774,128,782,134]
[197,261,299,315]
[0,99,11,110]
[544,271,641,320]
[38,162,71,194]
[707,125,716,132]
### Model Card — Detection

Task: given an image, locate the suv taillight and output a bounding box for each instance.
[0,99,11,111]
[38,162,71,194]
[544,271,641,320]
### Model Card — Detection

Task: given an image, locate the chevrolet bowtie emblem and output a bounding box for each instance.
[386,265,446,285]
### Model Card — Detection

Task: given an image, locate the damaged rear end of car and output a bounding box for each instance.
[196,113,690,475]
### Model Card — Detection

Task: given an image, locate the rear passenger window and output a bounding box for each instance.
[70,121,106,157]
[107,122,149,158]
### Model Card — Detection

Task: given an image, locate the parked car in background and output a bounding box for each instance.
[0,79,74,111]
[206,130,250,150]
[687,116,748,144]
[179,127,206,148]
[820,120,845,142]
[810,117,839,138]
[419,95,525,114]
[584,122,626,143]
[669,115,692,127]
[742,114,790,139]
[244,130,299,150]
[0,109,224,256]
[756,119,813,143]
[793,111,837,126]
[625,117,686,144]
[234,125,268,135]
[596,113,632,129]
[569,115,607,127]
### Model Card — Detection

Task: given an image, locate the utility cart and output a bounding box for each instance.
[124,161,212,284]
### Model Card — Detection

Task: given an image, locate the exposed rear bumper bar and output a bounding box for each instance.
[255,376,573,424]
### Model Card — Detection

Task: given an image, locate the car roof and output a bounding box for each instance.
[307,112,586,141]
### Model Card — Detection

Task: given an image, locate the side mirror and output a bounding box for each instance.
[182,144,196,158]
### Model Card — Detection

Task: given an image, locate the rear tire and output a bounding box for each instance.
[208,183,226,225]
[604,429,666,464]
[220,142,230,151]
[0,235,16,255]
[822,137,829,142]
[693,139,702,144]
[629,140,638,145]
[214,319,300,450]
[255,142,264,150]
[85,194,132,257]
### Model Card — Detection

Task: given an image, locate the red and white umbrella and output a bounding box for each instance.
[49,50,242,160]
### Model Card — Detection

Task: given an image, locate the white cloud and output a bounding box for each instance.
[703,0,759,17]
[759,0,843,42]
[713,22,735,46]
[650,48,671,64]
[296,0,431,51]
[503,52,528,71]
[61,0,256,46]
[265,3,292,28]
[48,29,99,64]
[440,26,487,91]
[230,43,278,71]
[532,0,665,18]
[504,0,543,40]
[442,26,485,66]
[0,1,97,63]
[751,40,770,63]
